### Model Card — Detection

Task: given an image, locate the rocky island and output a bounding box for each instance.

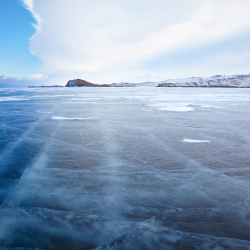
[65,79,110,87]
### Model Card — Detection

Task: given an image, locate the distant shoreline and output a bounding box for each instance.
[27,85,250,88]
[27,85,64,88]
[26,73,250,88]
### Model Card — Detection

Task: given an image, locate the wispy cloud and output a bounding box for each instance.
[21,0,41,31]
[30,74,47,80]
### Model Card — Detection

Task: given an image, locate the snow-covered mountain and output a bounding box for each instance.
[111,74,250,87]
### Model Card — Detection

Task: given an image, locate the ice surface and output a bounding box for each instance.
[98,218,250,250]
[0,87,250,249]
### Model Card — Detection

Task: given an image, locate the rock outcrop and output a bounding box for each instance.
[65,79,110,87]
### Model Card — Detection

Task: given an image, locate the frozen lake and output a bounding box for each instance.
[0,87,250,249]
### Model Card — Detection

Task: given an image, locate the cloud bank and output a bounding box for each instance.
[21,0,250,84]
[0,75,48,88]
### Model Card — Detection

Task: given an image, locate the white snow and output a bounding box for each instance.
[148,102,194,112]
[51,116,97,120]
[36,111,52,114]
[200,104,225,108]
[158,106,194,112]
[0,97,29,102]
[182,139,211,143]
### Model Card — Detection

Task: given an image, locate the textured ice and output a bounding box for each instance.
[0,87,250,249]
[98,219,250,250]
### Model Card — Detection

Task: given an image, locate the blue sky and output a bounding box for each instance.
[1,0,250,86]
[0,0,42,79]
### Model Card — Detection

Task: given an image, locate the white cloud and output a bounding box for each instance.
[30,74,47,80]
[0,75,47,87]
[21,0,41,31]
[21,0,250,83]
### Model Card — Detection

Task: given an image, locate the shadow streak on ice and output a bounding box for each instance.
[0,106,57,205]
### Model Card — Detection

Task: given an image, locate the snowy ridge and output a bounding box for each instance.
[111,74,250,87]
[158,74,250,87]
[110,81,156,87]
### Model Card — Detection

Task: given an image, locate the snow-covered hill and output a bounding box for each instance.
[111,74,250,87]
[110,81,157,87]
[158,74,250,87]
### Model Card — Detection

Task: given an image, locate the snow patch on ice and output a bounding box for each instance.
[51,116,97,120]
[159,106,194,112]
[149,102,194,112]
[0,97,29,102]
[182,139,211,143]
[36,111,52,114]
[69,98,85,101]
[200,104,225,108]
[32,95,73,98]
